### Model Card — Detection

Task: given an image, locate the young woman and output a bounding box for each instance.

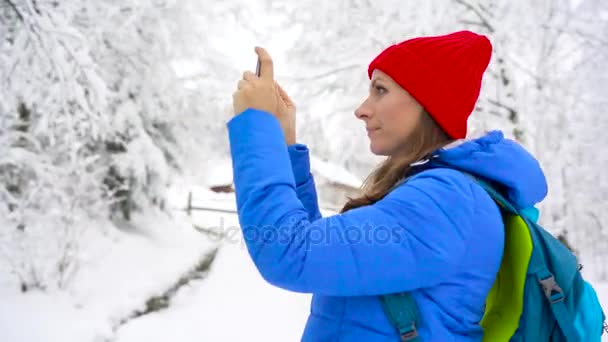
[228,30,547,341]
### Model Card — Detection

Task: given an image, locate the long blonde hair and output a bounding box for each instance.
[340,110,452,213]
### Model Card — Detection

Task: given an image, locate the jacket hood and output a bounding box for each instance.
[431,130,548,208]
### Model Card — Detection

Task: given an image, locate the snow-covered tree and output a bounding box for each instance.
[0,0,231,290]
[265,0,608,269]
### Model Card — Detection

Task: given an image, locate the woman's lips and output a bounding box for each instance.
[366,127,380,136]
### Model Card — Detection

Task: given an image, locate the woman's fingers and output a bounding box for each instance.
[275,82,295,108]
[275,82,288,100]
[254,46,274,81]
[237,79,248,90]
[243,71,256,81]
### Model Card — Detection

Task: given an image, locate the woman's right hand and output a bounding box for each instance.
[275,81,297,145]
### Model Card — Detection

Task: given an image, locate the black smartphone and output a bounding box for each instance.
[256,57,261,77]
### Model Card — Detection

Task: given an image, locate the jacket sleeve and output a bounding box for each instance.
[227,109,476,296]
[287,144,323,221]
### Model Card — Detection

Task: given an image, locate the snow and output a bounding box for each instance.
[0,207,215,342]
[196,152,363,190]
[202,157,234,187]
[114,200,339,342]
[168,182,237,214]
[114,211,311,342]
[310,154,363,189]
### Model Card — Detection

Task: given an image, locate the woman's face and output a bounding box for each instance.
[354,69,425,156]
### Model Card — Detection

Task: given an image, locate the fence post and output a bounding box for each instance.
[187,191,192,216]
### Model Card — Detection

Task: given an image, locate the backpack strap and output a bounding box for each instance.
[535,268,582,341]
[380,293,421,341]
[526,226,583,341]
[379,174,423,341]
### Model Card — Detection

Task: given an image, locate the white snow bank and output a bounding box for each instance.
[0,208,215,342]
[114,211,311,342]
[310,155,362,189]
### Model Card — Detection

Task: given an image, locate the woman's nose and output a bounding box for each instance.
[354,99,371,119]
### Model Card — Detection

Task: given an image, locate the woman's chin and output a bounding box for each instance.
[369,142,391,156]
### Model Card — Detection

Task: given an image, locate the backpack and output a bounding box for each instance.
[380,173,607,341]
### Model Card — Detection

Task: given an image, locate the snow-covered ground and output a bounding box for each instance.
[114,209,312,342]
[109,191,336,342]
[1,187,606,342]
[0,205,216,342]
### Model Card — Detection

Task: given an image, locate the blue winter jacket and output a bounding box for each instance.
[227,108,548,341]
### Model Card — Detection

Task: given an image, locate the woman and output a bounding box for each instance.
[228,31,547,341]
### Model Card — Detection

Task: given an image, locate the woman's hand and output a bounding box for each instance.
[232,47,279,117]
[232,47,296,145]
[275,81,296,145]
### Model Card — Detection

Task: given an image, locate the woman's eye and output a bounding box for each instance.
[375,85,387,95]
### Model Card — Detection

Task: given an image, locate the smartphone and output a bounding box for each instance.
[256,57,261,77]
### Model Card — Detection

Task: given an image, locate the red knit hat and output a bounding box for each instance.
[368,30,492,139]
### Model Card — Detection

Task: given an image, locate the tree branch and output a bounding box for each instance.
[459,19,490,29]
[487,98,517,119]
[453,0,495,33]
[3,0,24,21]
[285,64,360,82]
[478,3,493,17]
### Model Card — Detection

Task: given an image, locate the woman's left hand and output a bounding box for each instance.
[232,47,280,117]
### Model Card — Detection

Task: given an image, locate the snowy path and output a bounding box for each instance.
[114,210,312,341]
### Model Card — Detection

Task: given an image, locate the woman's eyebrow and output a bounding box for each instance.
[369,79,386,91]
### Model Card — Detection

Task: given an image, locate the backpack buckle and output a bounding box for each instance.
[399,322,419,341]
[538,275,564,304]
